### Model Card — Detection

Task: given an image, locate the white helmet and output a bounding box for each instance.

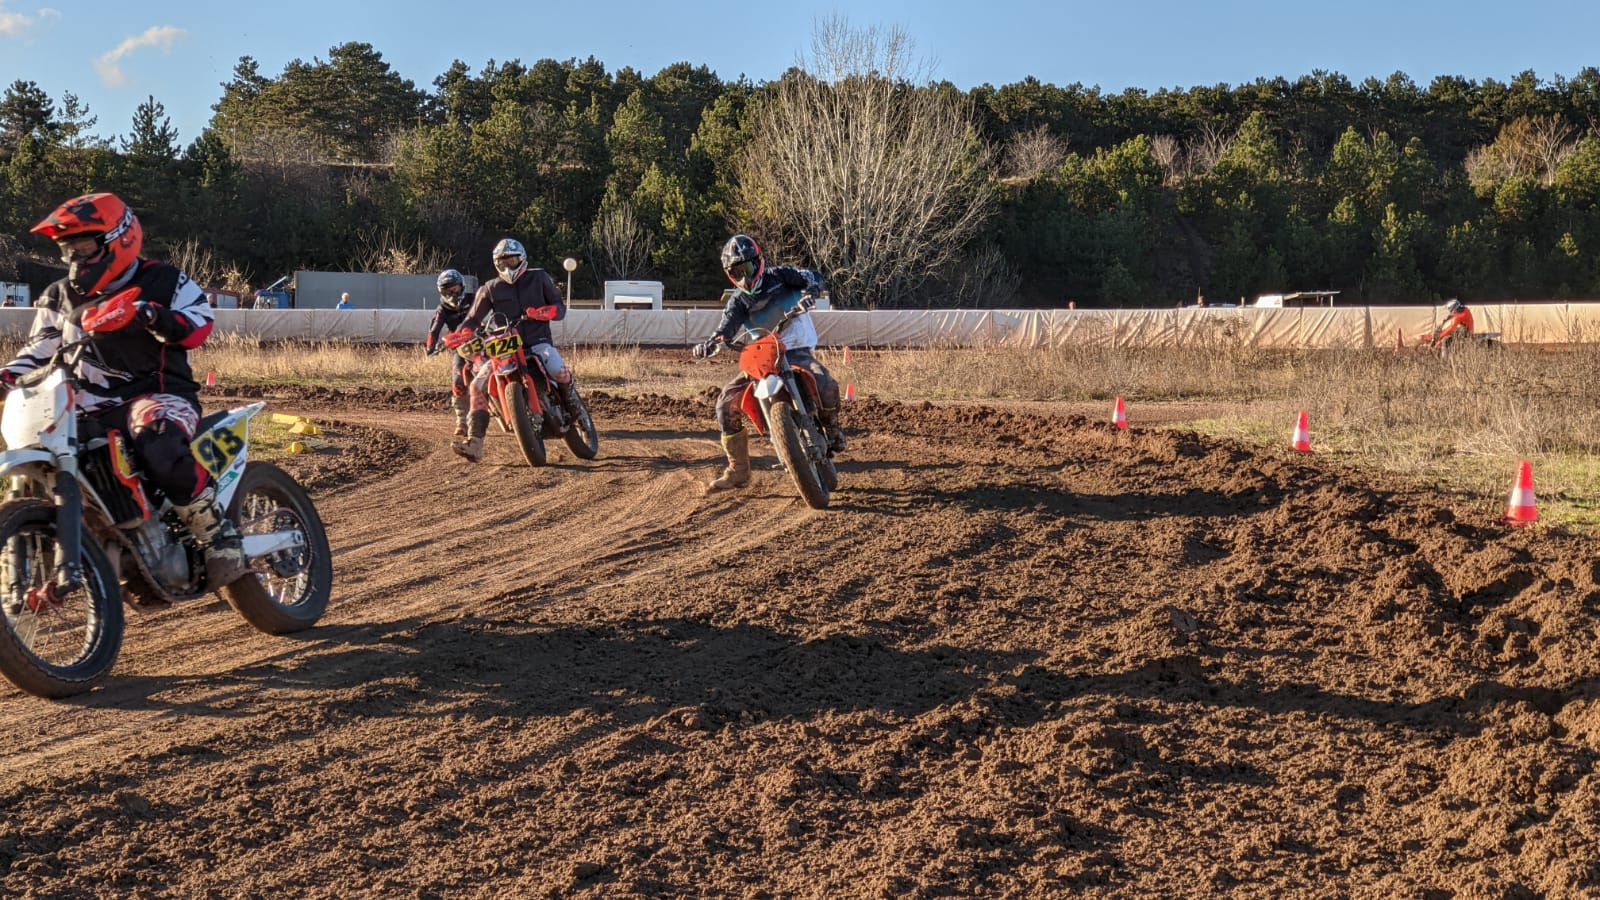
[493,238,527,284]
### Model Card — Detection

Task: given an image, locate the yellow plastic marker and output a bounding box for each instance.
[289,421,321,435]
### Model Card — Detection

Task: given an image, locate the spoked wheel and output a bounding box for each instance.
[222,462,332,634]
[767,400,831,510]
[563,392,601,460]
[0,500,123,698]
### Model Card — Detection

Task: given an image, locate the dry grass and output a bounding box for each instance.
[9,334,1597,530]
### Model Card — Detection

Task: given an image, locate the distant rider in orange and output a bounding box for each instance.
[1424,298,1474,350]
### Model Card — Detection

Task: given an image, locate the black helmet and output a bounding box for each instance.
[721,234,764,295]
[437,268,466,310]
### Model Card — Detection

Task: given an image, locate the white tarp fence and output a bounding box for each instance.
[1,303,1598,348]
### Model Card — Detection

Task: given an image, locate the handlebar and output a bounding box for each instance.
[15,336,91,390]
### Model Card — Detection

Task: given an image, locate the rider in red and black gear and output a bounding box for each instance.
[692,234,844,491]
[1,193,248,589]
[447,238,578,462]
[425,268,473,437]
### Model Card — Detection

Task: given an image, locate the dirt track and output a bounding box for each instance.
[1,385,1597,898]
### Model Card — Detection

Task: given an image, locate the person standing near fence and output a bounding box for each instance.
[336,292,354,310]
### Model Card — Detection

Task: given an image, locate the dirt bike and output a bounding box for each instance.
[705,293,839,510]
[446,307,599,467]
[0,333,332,698]
[1410,328,1502,358]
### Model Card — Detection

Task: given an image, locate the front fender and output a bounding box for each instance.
[0,448,58,480]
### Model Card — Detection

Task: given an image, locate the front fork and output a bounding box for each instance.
[51,476,85,595]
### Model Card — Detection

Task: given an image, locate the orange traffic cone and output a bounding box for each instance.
[205,371,217,388]
[843,346,851,364]
[844,383,855,402]
[1112,396,1128,429]
[1504,460,1538,526]
[1291,410,1311,453]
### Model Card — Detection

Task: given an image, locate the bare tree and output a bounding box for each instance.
[1465,115,1580,190]
[348,227,452,274]
[1003,125,1068,182]
[588,201,655,281]
[734,16,996,308]
[1188,123,1234,178]
[1150,134,1185,184]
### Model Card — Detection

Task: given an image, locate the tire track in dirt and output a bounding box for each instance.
[1,393,1598,897]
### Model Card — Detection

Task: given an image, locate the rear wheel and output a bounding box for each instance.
[507,381,547,467]
[768,400,831,510]
[222,462,332,634]
[0,500,123,698]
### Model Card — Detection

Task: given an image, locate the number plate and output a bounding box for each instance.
[484,332,522,359]
[191,422,247,478]
[454,337,483,359]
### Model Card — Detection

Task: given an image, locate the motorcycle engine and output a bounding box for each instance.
[128,514,193,588]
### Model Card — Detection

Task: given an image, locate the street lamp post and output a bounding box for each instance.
[562,257,578,304]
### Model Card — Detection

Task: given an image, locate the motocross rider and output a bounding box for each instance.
[0,193,249,589]
[692,234,845,492]
[424,268,473,436]
[448,238,578,463]
[1427,298,1475,349]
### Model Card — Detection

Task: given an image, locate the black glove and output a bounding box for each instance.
[692,339,718,360]
[425,341,442,357]
[134,301,160,330]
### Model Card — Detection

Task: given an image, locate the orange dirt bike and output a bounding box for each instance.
[0,332,332,698]
[445,308,599,467]
[705,293,839,509]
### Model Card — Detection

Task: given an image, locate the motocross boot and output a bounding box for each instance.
[819,405,848,453]
[452,411,490,463]
[450,394,470,437]
[708,429,751,491]
[557,378,585,421]
[173,485,251,590]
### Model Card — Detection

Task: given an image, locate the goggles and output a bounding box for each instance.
[725,260,758,282]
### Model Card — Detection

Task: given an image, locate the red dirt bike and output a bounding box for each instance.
[706,294,839,510]
[445,308,599,467]
[0,328,331,698]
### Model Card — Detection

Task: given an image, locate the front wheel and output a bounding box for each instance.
[562,390,601,460]
[767,400,831,510]
[223,462,332,634]
[0,500,123,698]
[507,381,548,467]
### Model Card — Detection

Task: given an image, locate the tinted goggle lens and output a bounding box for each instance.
[726,260,756,281]
[496,256,522,269]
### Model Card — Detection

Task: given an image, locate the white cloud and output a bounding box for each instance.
[95,25,187,88]
[0,10,33,37]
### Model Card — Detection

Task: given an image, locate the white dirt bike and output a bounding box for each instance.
[0,336,332,698]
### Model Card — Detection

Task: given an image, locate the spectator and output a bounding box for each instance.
[1,294,14,308]
[336,292,354,310]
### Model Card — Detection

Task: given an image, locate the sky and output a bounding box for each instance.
[3,0,1599,147]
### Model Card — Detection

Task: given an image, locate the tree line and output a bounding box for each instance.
[3,23,1598,309]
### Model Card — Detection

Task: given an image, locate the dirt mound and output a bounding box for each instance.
[1,396,1596,897]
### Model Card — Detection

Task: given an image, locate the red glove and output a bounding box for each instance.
[525,305,559,322]
[80,287,141,333]
[442,327,476,349]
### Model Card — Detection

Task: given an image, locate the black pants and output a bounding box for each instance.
[86,394,208,505]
